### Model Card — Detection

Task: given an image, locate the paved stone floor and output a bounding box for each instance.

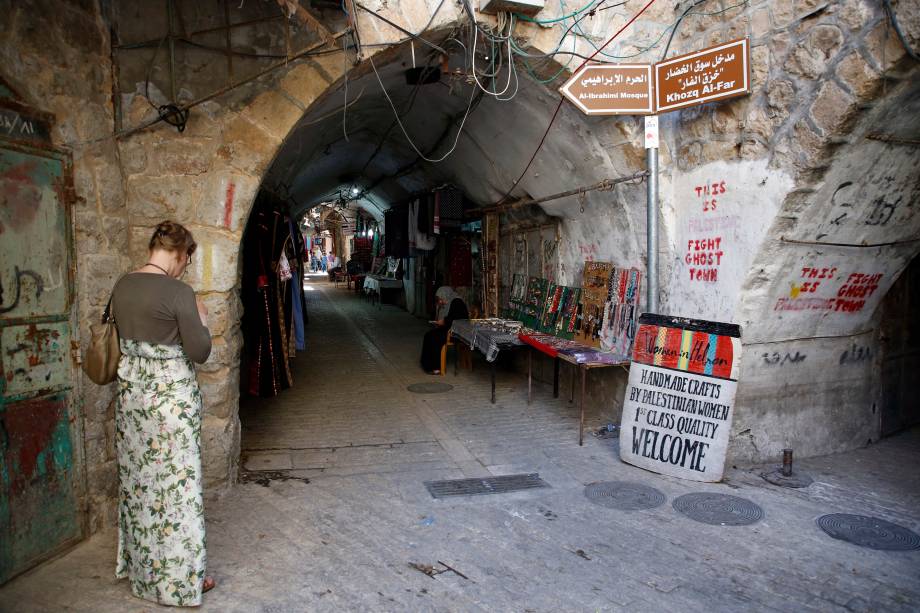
[3,279,919,612]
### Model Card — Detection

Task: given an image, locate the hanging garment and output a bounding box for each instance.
[384,204,411,258]
[115,340,206,607]
[449,237,473,287]
[418,194,433,233]
[410,199,437,252]
[436,187,464,229]
[290,278,305,351]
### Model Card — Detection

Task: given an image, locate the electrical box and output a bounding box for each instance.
[480,0,545,17]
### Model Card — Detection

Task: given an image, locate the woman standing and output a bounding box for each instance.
[420,286,469,374]
[110,221,214,606]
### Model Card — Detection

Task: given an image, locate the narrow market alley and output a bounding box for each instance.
[3,0,920,610]
[2,279,918,612]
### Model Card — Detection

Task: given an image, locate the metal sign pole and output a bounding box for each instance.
[645,116,659,313]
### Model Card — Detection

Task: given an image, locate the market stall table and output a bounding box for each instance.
[362,275,404,308]
[449,319,526,404]
[518,330,629,446]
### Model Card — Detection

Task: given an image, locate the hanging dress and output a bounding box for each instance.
[111,273,212,607]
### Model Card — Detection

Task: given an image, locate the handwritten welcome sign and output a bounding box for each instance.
[619,314,742,482]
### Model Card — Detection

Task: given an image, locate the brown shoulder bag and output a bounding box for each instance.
[84,291,120,385]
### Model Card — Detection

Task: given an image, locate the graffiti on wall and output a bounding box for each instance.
[774,265,884,313]
[668,159,794,322]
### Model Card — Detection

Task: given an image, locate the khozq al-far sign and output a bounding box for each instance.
[655,38,750,113]
[559,64,654,115]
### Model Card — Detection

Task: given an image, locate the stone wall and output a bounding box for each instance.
[5,0,919,542]
[2,0,129,533]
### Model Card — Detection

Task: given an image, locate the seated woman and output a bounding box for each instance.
[421,286,469,374]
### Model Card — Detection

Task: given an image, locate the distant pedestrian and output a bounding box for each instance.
[321,254,328,272]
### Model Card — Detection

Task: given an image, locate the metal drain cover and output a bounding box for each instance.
[672,493,764,526]
[407,382,454,394]
[816,514,920,551]
[425,473,549,498]
[584,481,666,511]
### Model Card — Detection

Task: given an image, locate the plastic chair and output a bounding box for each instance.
[440,332,454,376]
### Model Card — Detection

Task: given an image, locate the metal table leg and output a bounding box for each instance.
[570,364,575,404]
[491,360,497,404]
[553,357,560,398]
[527,349,532,406]
[579,365,587,446]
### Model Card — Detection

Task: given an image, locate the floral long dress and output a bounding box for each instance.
[115,339,206,607]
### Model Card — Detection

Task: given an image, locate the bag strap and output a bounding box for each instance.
[102,274,127,325]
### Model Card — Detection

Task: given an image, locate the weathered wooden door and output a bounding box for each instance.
[0,98,81,584]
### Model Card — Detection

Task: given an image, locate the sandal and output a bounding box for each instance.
[203,576,216,593]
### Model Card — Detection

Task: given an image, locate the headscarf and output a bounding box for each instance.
[436,286,462,320]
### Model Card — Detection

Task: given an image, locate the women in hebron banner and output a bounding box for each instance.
[619,314,742,482]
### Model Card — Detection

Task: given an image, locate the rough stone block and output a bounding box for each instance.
[201,414,240,492]
[789,24,844,78]
[677,141,702,169]
[766,79,796,122]
[743,104,773,140]
[87,463,118,500]
[279,62,333,109]
[194,171,259,233]
[712,99,747,135]
[791,119,826,166]
[77,253,123,309]
[74,209,103,256]
[128,224,155,268]
[700,139,739,164]
[863,22,908,72]
[92,151,127,215]
[116,134,149,175]
[751,7,772,39]
[751,44,770,88]
[101,215,129,253]
[200,333,243,372]
[199,291,241,337]
[125,174,199,225]
[836,51,881,101]
[838,0,874,31]
[216,114,280,176]
[148,136,219,176]
[769,30,793,64]
[740,134,769,159]
[199,365,236,407]
[240,89,303,142]
[771,1,795,28]
[182,226,243,293]
[809,79,854,135]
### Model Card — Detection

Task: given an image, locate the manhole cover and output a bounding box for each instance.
[584,481,665,511]
[424,473,549,498]
[672,492,764,526]
[407,382,454,394]
[816,514,920,551]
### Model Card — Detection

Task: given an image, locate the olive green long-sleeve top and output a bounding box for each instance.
[111,273,212,363]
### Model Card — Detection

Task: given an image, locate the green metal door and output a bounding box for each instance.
[0,132,81,584]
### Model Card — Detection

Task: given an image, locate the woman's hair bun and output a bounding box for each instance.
[149,220,197,257]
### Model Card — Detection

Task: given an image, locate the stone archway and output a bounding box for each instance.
[108,1,920,498]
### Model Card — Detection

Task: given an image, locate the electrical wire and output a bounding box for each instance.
[494,0,660,205]
[368,54,479,163]
[882,0,920,61]
[354,2,448,55]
